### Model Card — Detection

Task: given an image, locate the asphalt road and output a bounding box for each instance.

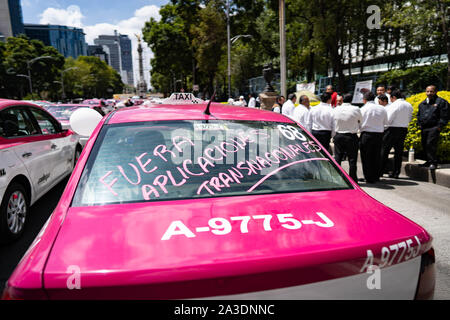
[1,170,449,299]
[0,177,68,295]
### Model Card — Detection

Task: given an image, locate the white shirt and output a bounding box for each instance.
[292,104,312,132]
[282,100,295,118]
[248,97,256,108]
[272,106,281,113]
[227,98,234,105]
[360,101,388,133]
[385,98,413,128]
[333,103,362,134]
[375,93,391,105]
[310,102,335,134]
[233,99,246,107]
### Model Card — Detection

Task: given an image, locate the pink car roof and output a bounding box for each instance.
[108,103,295,124]
[0,99,46,110]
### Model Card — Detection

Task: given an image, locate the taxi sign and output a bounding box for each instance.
[162,93,204,104]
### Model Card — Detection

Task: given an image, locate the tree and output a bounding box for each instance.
[383,0,449,89]
[143,3,194,95]
[0,35,64,99]
[191,0,227,97]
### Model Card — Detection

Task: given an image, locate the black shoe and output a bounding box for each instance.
[389,172,400,179]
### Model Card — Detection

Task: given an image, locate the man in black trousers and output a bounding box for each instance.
[359,91,388,183]
[417,85,449,170]
[332,93,362,182]
[380,90,413,178]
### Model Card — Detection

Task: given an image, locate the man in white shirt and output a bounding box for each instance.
[282,93,296,119]
[292,95,312,132]
[248,93,256,108]
[380,90,413,178]
[310,92,335,153]
[234,96,246,107]
[332,93,362,182]
[374,85,391,105]
[360,91,388,183]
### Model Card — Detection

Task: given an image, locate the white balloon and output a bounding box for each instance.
[69,108,103,137]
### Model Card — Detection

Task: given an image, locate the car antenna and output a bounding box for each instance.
[204,90,216,116]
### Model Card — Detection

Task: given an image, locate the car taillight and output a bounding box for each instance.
[415,248,436,300]
[1,285,21,300]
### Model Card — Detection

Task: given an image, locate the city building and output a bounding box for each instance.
[24,24,88,58]
[88,45,110,65]
[0,0,25,40]
[119,34,134,86]
[93,31,135,86]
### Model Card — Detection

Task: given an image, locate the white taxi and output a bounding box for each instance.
[0,100,82,243]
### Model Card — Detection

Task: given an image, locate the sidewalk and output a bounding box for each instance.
[331,142,450,188]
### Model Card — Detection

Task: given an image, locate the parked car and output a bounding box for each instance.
[0,100,82,243]
[45,104,92,147]
[82,99,108,115]
[2,98,435,299]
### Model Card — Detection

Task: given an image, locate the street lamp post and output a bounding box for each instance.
[227,34,252,97]
[227,0,231,98]
[279,0,287,97]
[26,56,55,99]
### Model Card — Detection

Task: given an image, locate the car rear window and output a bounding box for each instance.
[72,120,352,206]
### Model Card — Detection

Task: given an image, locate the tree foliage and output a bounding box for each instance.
[0,36,123,100]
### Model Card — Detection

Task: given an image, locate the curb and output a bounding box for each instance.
[402,161,450,188]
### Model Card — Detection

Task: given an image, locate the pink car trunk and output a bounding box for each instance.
[39,189,430,299]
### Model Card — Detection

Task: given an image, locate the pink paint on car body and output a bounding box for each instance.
[3,103,435,299]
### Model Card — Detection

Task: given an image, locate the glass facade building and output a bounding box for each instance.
[24,24,88,58]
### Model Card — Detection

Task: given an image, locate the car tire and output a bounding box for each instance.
[0,182,29,243]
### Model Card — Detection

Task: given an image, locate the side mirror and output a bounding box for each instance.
[70,108,103,137]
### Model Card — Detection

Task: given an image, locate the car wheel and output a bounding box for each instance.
[0,183,29,243]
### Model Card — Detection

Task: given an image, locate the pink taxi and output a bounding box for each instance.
[2,98,435,299]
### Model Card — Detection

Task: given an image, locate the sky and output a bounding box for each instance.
[21,0,170,88]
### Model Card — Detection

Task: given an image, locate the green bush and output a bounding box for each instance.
[405,91,450,163]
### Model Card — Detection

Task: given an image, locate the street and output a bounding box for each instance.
[1,169,449,299]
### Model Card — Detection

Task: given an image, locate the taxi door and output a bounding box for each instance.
[0,107,53,199]
[26,107,74,183]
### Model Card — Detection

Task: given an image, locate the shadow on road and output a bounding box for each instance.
[360,177,419,189]
[0,177,68,294]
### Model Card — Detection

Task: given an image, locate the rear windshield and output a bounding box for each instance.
[72,120,352,206]
[47,106,88,120]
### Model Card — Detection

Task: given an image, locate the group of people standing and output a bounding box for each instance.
[275,84,448,184]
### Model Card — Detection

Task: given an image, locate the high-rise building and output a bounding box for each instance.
[93,31,134,86]
[88,45,110,65]
[0,0,25,39]
[94,32,122,78]
[119,35,134,86]
[24,24,88,58]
